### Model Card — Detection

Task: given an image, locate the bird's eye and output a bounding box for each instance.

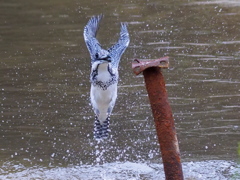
[95,53,99,59]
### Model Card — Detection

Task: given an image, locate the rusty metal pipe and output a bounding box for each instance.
[132,57,184,180]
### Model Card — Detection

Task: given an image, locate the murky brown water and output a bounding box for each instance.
[0,0,240,179]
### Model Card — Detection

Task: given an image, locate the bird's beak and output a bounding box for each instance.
[99,55,111,62]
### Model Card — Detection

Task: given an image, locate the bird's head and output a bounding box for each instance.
[94,49,111,64]
[91,49,112,73]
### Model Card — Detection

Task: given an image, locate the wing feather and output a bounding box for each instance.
[83,15,103,62]
[108,23,130,68]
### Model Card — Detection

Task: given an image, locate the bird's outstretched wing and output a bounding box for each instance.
[108,23,130,68]
[83,15,103,62]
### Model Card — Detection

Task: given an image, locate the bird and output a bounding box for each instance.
[83,15,130,140]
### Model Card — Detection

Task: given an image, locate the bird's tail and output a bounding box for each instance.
[94,116,110,140]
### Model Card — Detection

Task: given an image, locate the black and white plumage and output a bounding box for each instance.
[83,15,130,140]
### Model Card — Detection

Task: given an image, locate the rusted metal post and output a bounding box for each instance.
[132,57,184,180]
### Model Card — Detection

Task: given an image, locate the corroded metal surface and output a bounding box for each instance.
[132,56,169,75]
[132,58,184,180]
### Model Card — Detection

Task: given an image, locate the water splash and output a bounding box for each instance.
[0,160,239,180]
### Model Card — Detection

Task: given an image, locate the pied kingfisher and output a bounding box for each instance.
[83,15,130,140]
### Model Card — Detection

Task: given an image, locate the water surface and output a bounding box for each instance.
[0,0,240,179]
